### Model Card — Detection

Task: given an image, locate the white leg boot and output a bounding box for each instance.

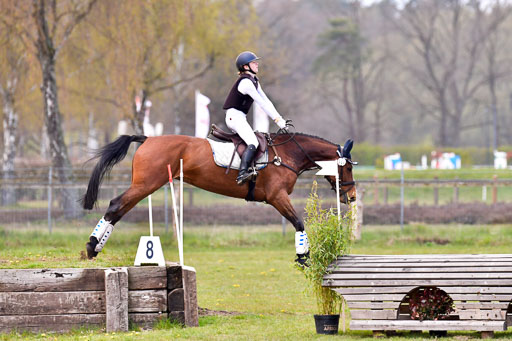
[90,217,114,252]
[295,231,310,266]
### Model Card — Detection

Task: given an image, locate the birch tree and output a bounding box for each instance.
[5,0,97,216]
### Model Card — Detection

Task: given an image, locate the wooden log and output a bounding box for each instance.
[127,266,167,290]
[0,289,168,315]
[129,290,167,313]
[0,268,105,292]
[105,268,128,332]
[129,312,167,328]
[0,291,105,315]
[168,288,185,312]
[182,266,199,327]
[0,314,104,333]
[166,262,183,290]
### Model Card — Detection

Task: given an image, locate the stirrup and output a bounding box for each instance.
[236,171,253,185]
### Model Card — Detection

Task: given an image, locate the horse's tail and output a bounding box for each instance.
[81,135,147,209]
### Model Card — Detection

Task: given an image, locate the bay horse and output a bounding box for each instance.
[81,131,357,263]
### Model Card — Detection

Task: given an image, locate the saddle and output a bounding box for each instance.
[209,124,268,160]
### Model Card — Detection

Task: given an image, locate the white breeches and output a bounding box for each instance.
[225,109,259,148]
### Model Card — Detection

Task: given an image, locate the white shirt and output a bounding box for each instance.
[237,77,285,127]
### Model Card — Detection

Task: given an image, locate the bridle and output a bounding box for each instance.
[266,130,357,199]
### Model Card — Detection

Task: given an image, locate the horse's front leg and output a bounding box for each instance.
[267,190,309,266]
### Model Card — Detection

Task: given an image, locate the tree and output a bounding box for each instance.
[5,0,97,216]
[0,2,31,205]
[70,0,255,136]
[395,0,511,147]
[314,4,386,143]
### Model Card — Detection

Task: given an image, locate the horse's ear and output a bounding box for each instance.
[343,139,354,158]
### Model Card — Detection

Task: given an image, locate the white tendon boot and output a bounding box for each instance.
[90,217,115,252]
[295,231,309,255]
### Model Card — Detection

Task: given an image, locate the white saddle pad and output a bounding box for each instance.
[207,138,268,170]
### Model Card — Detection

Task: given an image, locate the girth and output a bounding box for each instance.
[209,124,267,160]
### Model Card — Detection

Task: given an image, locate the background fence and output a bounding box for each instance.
[1,167,512,230]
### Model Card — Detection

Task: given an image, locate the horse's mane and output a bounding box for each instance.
[270,132,338,146]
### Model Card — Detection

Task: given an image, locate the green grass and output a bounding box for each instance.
[2,222,512,339]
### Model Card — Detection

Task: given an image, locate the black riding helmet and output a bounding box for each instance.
[236,51,260,73]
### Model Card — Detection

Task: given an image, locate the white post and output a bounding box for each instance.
[148,195,153,237]
[179,159,184,266]
[336,172,341,222]
[167,164,183,266]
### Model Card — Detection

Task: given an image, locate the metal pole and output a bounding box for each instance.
[400,162,404,232]
[164,186,169,234]
[48,167,52,234]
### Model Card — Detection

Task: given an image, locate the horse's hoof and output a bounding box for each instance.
[86,236,99,259]
[295,251,310,267]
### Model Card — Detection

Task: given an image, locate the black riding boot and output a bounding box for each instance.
[236,144,257,185]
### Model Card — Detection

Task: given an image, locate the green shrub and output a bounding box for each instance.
[299,181,354,315]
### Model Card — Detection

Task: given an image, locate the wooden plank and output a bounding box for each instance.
[129,290,167,313]
[336,286,417,295]
[439,286,512,294]
[128,266,167,290]
[350,309,397,320]
[328,266,512,273]
[338,254,512,260]
[330,261,512,268]
[340,293,406,301]
[0,314,104,333]
[455,302,510,309]
[323,279,512,287]
[456,309,506,320]
[349,319,506,331]
[105,268,128,333]
[325,272,512,280]
[347,301,401,309]
[450,294,512,301]
[0,268,105,292]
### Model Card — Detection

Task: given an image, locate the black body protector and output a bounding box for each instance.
[223,74,259,114]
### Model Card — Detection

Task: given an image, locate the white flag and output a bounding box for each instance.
[253,103,269,133]
[315,160,338,176]
[195,90,211,138]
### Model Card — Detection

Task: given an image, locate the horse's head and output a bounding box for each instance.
[324,139,357,204]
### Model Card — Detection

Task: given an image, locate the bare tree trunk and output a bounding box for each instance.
[1,86,18,206]
[32,0,89,218]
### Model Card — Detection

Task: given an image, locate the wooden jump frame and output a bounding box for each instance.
[323,254,512,338]
[0,263,198,333]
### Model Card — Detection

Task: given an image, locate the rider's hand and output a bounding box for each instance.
[276,117,287,129]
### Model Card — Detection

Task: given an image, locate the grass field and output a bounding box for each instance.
[2,222,512,340]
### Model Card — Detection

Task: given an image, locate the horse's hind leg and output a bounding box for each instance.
[86,185,149,259]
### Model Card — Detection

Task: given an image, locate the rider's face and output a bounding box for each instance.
[246,61,259,73]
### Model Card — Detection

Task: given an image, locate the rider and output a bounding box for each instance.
[223,51,288,185]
